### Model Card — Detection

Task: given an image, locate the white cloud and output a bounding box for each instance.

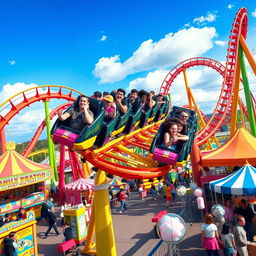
[8,60,16,65]
[215,40,226,47]
[252,9,256,18]
[127,66,223,114]
[127,70,169,92]
[184,23,190,28]
[100,35,107,41]
[227,4,234,10]
[94,27,217,83]
[0,82,39,103]
[193,12,217,25]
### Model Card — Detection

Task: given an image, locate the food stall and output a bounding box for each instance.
[64,178,94,224]
[0,143,52,219]
[0,210,38,256]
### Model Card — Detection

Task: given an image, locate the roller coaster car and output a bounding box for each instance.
[153,97,168,122]
[147,98,159,122]
[150,106,197,165]
[51,98,105,150]
[123,97,142,134]
[94,109,121,147]
[112,104,132,137]
[138,106,152,128]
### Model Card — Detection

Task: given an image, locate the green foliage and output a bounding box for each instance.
[16,139,51,163]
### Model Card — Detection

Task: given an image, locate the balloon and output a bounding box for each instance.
[158,213,186,243]
[176,185,186,197]
[190,182,198,190]
[194,188,203,197]
[197,197,205,210]
[211,204,225,218]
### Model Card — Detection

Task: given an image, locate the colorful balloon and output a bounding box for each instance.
[158,213,186,243]
[190,182,198,190]
[197,197,205,210]
[211,204,225,218]
[194,188,203,197]
[176,185,186,197]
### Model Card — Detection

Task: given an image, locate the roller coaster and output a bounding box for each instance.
[0,7,256,256]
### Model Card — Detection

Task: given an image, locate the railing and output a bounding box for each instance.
[148,241,181,256]
[110,190,152,211]
[147,195,197,256]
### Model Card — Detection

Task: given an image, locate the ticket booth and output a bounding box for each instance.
[64,205,87,244]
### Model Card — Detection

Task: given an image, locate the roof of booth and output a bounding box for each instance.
[201,128,256,166]
[209,164,256,195]
[0,145,52,178]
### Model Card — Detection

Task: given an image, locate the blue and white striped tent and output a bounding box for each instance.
[209,164,256,195]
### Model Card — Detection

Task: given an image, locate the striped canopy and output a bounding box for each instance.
[0,149,51,178]
[209,164,256,195]
[202,128,256,166]
[109,177,124,187]
[64,178,94,191]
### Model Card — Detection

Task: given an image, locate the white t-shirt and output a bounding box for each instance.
[201,223,218,238]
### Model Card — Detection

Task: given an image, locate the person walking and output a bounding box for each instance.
[221,223,236,256]
[234,215,256,256]
[44,208,60,238]
[201,213,220,256]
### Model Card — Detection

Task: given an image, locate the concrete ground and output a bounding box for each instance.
[37,196,205,256]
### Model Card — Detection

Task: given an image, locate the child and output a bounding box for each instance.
[221,223,236,256]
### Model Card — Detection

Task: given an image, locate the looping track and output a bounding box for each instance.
[0,85,81,131]
[0,8,251,179]
[159,8,248,147]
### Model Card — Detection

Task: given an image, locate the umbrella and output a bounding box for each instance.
[64,178,94,191]
[209,164,256,195]
[109,177,124,187]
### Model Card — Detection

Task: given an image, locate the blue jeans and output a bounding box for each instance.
[120,201,126,212]
[223,247,234,256]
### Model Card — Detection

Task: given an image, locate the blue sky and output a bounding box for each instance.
[1,0,256,142]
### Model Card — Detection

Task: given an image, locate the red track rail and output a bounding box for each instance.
[0,86,81,131]
[22,102,72,158]
[159,8,248,146]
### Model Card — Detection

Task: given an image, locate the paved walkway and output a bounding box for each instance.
[36,196,205,256]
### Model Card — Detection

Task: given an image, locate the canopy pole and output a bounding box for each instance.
[239,45,256,136]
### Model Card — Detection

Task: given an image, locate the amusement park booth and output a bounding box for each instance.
[0,210,38,256]
[64,178,94,224]
[200,128,256,209]
[0,143,52,219]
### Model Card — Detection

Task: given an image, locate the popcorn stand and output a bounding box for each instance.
[0,143,52,219]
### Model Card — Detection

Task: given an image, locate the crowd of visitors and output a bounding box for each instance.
[201,198,256,256]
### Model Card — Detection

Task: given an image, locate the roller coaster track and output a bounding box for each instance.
[22,102,72,158]
[0,9,252,180]
[0,85,82,131]
[159,8,248,147]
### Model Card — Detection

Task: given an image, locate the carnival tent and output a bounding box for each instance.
[209,164,256,195]
[0,143,52,191]
[201,128,256,166]
[64,178,94,191]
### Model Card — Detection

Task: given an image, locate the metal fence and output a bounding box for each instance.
[147,241,181,256]
[110,190,152,211]
[147,195,197,256]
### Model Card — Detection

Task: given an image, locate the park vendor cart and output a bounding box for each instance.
[0,143,52,219]
[0,210,38,256]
